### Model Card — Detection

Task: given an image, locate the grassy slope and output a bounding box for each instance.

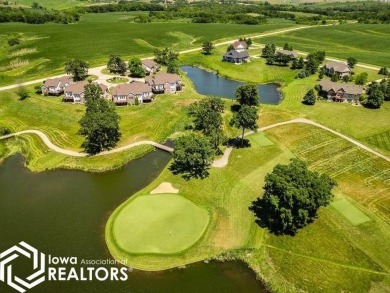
[12,0,87,9]
[180,47,390,157]
[0,13,295,86]
[106,125,390,292]
[258,23,390,67]
[112,194,210,254]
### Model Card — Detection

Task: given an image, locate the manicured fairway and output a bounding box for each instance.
[250,132,275,147]
[112,194,210,254]
[331,198,372,226]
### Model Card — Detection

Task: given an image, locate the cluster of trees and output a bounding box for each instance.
[302,89,317,105]
[7,33,21,46]
[295,51,326,79]
[0,7,80,24]
[65,59,89,81]
[129,58,146,77]
[80,2,165,14]
[262,43,302,67]
[170,97,225,180]
[170,84,259,180]
[230,84,259,146]
[154,48,179,74]
[364,79,390,109]
[250,158,336,235]
[78,83,121,155]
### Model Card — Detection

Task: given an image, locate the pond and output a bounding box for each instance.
[0,153,267,293]
[181,65,282,104]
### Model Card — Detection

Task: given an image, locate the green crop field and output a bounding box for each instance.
[0,13,296,86]
[111,194,210,254]
[258,23,390,67]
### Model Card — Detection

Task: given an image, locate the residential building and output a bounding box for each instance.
[145,73,182,94]
[63,81,108,103]
[276,49,298,59]
[111,81,153,105]
[324,61,352,77]
[223,50,250,64]
[232,40,248,52]
[142,59,160,75]
[319,80,363,103]
[41,76,73,96]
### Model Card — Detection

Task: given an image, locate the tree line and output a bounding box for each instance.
[0,7,79,24]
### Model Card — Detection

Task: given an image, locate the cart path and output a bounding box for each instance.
[212,118,390,167]
[1,118,389,165]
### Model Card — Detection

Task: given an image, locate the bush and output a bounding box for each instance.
[16,86,29,100]
[0,127,12,136]
[7,37,20,46]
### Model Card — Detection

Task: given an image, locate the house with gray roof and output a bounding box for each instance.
[145,73,182,94]
[112,81,153,105]
[319,80,363,103]
[276,49,298,59]
[41,76,73,96]
[63,81,108,104]
[324,61,352,78]
[223,50,250,64]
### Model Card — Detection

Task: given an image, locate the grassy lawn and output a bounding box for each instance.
[0,13,296,86]
[106,122,390,292]
[258,23,390,67]
[111,194,210,254]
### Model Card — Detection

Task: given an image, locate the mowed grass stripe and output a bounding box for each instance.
[112,194,210,254]
[331,198,372,226]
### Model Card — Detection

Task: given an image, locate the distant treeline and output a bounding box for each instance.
[0,1,389,25]
[0,7,79,24]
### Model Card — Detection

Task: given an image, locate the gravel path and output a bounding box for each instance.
[1,118,389,166]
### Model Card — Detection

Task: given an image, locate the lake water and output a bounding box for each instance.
[0,153,266,293]
[181,65,282,104]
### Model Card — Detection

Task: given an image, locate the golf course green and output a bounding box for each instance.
[112,194,210,254]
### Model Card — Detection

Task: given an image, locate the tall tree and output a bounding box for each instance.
[129,58,145,78]
[188,97,225,151]
[365,84,385,109]
[249,158,337,236]
[229,105,258,146]
[65,59,89,81]
[79,97,121,155]
[235,84,259,106]
[347,57,357,68]
[355,72,368,85]
[262,43,276,58]
[167,61,179,74]
[297,57,305,69]
[283,42,293,51]
[378,67,389,76]
[202,41,214,55]
[107,54,127,75]
[84,82,103,102]
[154,48,179,65]
[169,133,215,180]
[302,89,316,105]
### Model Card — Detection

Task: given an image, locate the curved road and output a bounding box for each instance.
[1,118,389,165]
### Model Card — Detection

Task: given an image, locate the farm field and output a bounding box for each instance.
[10,0,91,9]
[0,13,296,86]
[258,23,390,67]
[106,122,390,292]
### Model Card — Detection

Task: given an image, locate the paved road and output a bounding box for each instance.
[2,118,389,165]
[0,25,312,92]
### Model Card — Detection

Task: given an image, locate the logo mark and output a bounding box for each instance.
[0,242,45,293]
